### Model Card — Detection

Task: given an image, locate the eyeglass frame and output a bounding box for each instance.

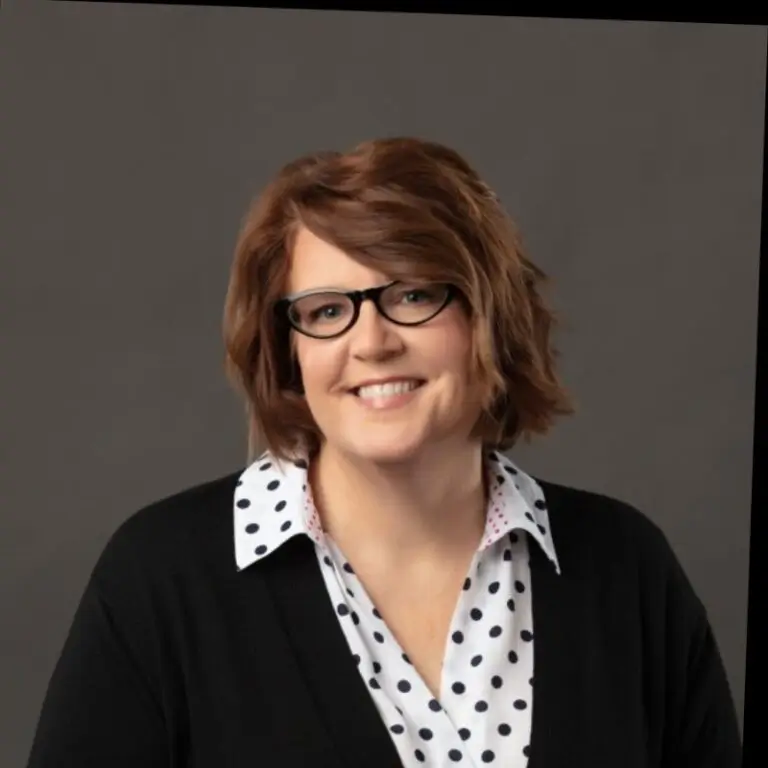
[274,280,458,339]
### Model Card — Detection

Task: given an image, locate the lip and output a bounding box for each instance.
[351,380,426,411]
[348,376,426,394]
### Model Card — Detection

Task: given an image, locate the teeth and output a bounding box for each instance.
[356,380,421,399]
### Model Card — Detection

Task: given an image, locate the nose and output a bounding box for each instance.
[348,299,404,361]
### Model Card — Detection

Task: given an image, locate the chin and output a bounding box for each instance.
[337,431,432,466]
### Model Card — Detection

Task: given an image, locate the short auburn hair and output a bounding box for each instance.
[222,136,576,464]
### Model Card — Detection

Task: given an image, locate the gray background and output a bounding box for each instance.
[2,3,764,764]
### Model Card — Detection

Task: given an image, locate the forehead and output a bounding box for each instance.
[286,226,388,294]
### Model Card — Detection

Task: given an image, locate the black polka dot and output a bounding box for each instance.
[236,479,242,486]
[337,603,349,616]
[535,499,547,510]
[523,745,530,757]
[369,677,380,689]
[373,608,382,619]
[475,700,489,712]
[514,699,528,710]
[346,588,354,597]
[402,653,412,664]
[452,630,464,644]
[397,680,411,693]
[515,580,526,594]
[414,750,425,762]
[428,699,442,712]
[353,654,360,665]
[521,629,533,642]
[266,480,280,491]
[372,661,381,674]
[448,749,463,761]
[323,556,332,567]
[481,750,496,763]
[470,608,483,621]
[489,581,500,594]
[491,675,503,689]
[504,464,517,475]
[489,625,502,638]
[529,677,534,685]
[507,598,516,612]
[343,562,354,574]
[418,728,433,740]
[496,474,505,484]
[373,631,384,643]
[537,524,546,535]
[280,521,292,532]
[503,549,512,561]
[390,724,404,735]
[508,650,519,663]
[525,512,534,522]
[396,706,403,716]
[452,682,466,694]
[259,462,272,471]
[351,612,360,625]
[255,545,268,555]
[245,523,259,533]
[471,654,483,667]
[498,723,511,736]
[458,728,471,740]
[275,500,287,512]
[463,577,472,590]
[236,498,251,509]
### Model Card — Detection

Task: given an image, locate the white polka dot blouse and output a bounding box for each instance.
[234,450,561,767]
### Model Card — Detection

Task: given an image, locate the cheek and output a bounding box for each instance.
[295,339,344,392]
[427,319,474,381]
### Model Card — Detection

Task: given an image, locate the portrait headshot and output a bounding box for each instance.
[5,6,760,768]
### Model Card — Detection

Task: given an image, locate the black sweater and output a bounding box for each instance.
[26,469,741,767]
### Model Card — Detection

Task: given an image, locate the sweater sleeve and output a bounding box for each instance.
[26,522,170,767]
[655,528,742,768]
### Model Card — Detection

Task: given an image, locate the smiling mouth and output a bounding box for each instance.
[351,379,426,399]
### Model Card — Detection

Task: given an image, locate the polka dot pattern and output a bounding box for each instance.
[233,448,561,766]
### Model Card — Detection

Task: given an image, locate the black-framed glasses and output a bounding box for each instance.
[275,280,457,339]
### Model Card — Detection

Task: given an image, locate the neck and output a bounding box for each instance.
[310,439,488,569]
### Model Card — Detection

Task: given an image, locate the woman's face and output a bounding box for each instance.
[285,226,486,465]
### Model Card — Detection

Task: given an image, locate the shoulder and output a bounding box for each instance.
[534,475,667,547]
[535,475,664,540]
[533,476,701,607]
[90,467,244,586]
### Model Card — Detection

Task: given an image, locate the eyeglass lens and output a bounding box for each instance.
[287,282,450,337]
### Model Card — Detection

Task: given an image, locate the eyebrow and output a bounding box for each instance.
[282,286,351,301]
[283,281,397,302]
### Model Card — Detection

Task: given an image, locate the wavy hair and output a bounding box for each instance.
[222,136,576,464]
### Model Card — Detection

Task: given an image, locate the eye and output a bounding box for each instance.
[394,285,444,305]
[308,303,345,322]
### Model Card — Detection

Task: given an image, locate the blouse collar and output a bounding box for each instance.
[233,448,561,575]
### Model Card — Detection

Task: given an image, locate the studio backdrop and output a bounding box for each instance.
[1,4,763,767]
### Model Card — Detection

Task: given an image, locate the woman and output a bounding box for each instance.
[27,137,740,767]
